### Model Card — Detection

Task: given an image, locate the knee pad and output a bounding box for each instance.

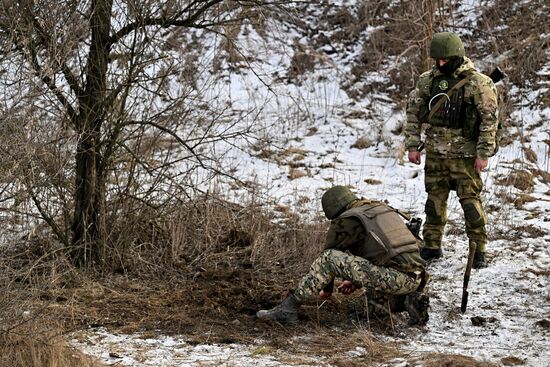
[463,202,485,228]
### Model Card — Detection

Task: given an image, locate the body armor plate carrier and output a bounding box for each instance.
[428,74,467,128]
[337,204,419,266]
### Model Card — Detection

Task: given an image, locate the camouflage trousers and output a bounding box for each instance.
[423,156,487,252]
[292,249,421,303]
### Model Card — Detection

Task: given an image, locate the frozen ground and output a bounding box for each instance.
[71,1,549,365]
[72,329,325,367]
[71,135,550,366]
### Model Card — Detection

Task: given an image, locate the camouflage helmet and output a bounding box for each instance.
[321,186,358,219]
[429,32,465,59]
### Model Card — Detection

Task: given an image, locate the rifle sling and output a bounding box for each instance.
[428,73,474,121]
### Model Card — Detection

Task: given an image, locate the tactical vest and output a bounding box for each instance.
[419,72,479,137]
[337,204,419,266]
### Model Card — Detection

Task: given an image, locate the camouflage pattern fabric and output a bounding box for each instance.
[423,155,487,252]
[324,199,426,274]
[292,249,421,303]
[404,57,499,159]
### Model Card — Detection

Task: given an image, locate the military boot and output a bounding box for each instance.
[473,251,487,269]
[404,292,429,326]
[256,293,300,324]
[420,247,443,261]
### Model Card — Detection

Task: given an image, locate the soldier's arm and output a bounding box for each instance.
[321,221,352,297]
[404,72,431,151]
[473,74,499,159]
[324,220,354,251]
[324,218,364,251]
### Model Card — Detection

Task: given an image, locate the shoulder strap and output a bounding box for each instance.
[428,73,474,121]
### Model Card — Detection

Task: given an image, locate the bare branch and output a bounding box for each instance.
[25,44,79,123]
[109,0,224,46]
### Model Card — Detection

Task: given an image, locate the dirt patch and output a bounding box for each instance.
[513,224,547,238]
[2,240,440,365]
[414,353,497,367]
[501,356,527,365]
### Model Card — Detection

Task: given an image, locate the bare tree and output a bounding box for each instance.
[0,0,283,266]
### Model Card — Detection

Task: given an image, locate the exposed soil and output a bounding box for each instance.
[17,249,430,366]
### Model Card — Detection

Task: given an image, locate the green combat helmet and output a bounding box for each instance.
[429,32,465,59]
[321,186,358,219]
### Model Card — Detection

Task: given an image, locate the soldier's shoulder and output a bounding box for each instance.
[468,70,494,86]
[466,71,496,96]
[417,71,434,87]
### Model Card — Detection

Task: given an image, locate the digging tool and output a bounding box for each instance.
[461,241,476,313]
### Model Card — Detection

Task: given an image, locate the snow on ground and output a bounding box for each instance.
[71,329,326,367]
[71,134,550,366]
[72,2,549,366]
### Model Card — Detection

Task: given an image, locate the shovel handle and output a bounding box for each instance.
[461,242,476,313]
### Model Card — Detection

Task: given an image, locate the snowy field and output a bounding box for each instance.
[71,122,550,366]
[70,1,549,366]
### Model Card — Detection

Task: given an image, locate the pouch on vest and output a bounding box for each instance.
[428,75,466,128]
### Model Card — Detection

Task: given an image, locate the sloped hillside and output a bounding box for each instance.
[2,1,548,366]
[72,1,549,366]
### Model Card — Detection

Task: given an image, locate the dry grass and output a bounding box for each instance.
[0,326,103,367]
[351,136,373,150]
[513,194,537,209]
[414,353,497,366]
[500,356,527,365]
[364,178,383,185]
[495,170,535,192]
[531,168,550,184]
[0,192,505,366]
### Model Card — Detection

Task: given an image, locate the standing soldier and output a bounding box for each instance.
[404,32,499,268]
[256,186,429,326]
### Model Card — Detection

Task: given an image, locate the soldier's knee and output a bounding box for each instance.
[463,202,485,228]
[317,249,345,267]
[425,199,445,225]
[322,248,342,258]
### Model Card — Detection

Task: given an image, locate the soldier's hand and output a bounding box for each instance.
[319,290,332,299]
[408,150,421,165]
[337,280,357,295]
[474,158,488,173]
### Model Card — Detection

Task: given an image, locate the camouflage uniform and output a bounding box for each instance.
[293,199,426,304]
[257,187,429,325]
[292,249,421,303]
[404,57,499,252]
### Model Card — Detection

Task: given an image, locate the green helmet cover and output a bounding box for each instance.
[321,186,358,219]
[430,32,465,59]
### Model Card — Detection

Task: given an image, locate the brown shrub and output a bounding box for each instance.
[165,195,327,275]
[495,170,535,192]
[0,328,102,367]
[351,136,373,149]
[513,194,537,209]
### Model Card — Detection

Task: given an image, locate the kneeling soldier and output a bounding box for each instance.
[256,186,429,326]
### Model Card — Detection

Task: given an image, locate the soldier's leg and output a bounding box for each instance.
[272,249,428,325]
[452,158,487,251]
[292,249,420,302]
[423,157,451,250]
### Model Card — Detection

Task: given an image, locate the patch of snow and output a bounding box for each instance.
[64,1,550,365]
[71,329,328,367]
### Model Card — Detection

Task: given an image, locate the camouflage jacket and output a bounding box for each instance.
[324,199,426,274]
[404,57,499,159]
